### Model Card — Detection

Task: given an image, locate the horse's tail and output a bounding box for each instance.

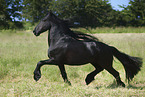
[111,46,143,82]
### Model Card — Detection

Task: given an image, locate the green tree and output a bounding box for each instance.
[0,0,8,29]
[120,0,145,26]
[23,0,52,23]
[129,0,145,20]
[0,0,23,29]
[50,0,114,27]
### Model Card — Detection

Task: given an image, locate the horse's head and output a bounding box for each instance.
[33,12,52,36]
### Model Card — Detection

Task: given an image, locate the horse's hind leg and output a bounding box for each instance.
[85,65,103,85]
[105,66,125,87]
[99,54,125,87]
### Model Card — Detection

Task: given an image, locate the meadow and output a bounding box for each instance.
[0,28,145,97]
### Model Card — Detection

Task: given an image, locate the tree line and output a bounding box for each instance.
[0,0,145,29]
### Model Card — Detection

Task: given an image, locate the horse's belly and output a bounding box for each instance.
[64,47,97,65]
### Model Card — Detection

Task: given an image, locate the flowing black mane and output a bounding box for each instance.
[73,31,100,41]
[50,13,99,42]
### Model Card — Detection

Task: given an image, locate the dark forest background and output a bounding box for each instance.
[0,0,145,29]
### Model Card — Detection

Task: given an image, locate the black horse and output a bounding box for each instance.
[33,11,142,87]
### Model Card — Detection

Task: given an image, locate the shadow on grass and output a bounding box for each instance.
[95,80,145,90]
[95,80,118,89]
[95,85,103,89]
[106,80,119,89]
[127,84,145,90]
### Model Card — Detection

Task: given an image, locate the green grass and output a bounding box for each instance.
[0,29,145,97]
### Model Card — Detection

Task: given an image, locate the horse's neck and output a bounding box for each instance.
[48,26,65,46]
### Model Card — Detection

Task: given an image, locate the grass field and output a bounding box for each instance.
[0,28,145,97]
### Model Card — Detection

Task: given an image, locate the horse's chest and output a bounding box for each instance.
[48,44,67,58]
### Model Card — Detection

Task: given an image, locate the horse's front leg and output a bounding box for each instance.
[34,58,55,81]
[58,65,71,85]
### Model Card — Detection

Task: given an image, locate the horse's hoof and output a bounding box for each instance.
[34,75,41,81]
[118,82,125,87]
[85,77,94,85]
[64,80,71,86]
[66,81,71,86]
[34,70,41,81]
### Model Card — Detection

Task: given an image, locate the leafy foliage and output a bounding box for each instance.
[1,0,145,30]
[50,0,114,27]
[0,0,23,29]
[120,0,145,26]
[22,0,52,23]
[21,0,145,27]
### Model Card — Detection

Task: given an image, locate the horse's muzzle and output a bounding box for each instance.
[33,30,39,36]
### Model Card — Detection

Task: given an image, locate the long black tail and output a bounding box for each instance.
[111,46,143,82]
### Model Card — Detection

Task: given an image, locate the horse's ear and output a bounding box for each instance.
[49,10,52,14]
[47,11,53,18]
[42,11,52,21]
[42,14,49,21]
[48,10,53,16]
